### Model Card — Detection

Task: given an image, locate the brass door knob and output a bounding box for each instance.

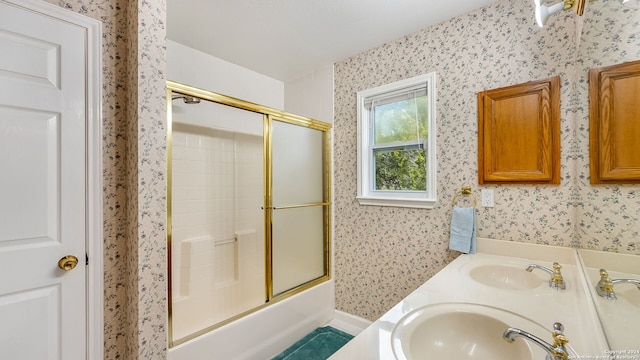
[58,255,79,271]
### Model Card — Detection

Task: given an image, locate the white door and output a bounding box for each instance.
[0,1,90,359]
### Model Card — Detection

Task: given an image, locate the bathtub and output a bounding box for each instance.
[168,280,334,360]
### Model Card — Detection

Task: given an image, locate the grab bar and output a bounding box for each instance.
[214,236,237,246]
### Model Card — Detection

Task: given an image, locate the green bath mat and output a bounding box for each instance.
[271,326,354,360]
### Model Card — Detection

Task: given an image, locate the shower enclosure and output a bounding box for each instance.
[166,81,331,346]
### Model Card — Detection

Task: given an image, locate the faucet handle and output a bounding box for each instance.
[525,263,566,290]
[596,269,616,300]
[552,322,569,346]
[551,322,569,360]
[599,269,612,287]
[550,262,566,290]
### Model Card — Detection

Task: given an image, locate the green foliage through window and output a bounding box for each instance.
[372,95,428,191]
[374,147,426,190]
[374,96,428,144]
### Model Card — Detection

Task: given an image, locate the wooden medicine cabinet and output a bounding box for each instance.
[589,60,640,184]
[478,76,561,184]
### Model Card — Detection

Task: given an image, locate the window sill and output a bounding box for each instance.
[356,196,436,209]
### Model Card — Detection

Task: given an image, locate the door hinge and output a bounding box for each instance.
[86,253,89,266]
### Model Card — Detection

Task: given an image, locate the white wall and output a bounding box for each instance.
[167,41,334,359]
[284,65,334,123]
[168,40,284,109]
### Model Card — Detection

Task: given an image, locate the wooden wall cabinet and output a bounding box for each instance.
[478,76,561,184]
[589,60,640,184]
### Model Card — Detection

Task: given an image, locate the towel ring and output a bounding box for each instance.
[452,186,477,207]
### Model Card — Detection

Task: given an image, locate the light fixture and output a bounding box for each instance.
[533,0,587,27]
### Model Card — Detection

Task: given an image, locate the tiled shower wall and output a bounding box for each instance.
[171,125,236,301]
[334,0,640,321]
[170,121,265,340]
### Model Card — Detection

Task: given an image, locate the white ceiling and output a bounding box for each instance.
[167,0,497,82]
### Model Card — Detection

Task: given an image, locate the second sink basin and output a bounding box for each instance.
[616,285,640,308]
[391,303,550,360]
[468,264,545,290]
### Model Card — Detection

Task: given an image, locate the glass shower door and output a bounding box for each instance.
[167,80,332,346]
[270,119,329,296]
[169,96,266,343]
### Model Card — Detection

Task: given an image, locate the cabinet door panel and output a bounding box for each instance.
[478,77,560,184]
[590,60,640,184]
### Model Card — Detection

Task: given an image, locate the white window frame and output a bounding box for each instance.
[356,73,437,209]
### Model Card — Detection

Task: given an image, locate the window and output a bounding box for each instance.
[356,73,437,208]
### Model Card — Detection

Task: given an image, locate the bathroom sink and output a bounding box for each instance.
[468,264,544,290]
[589,268,640,308]
[616,286,640,308]
[391,303,549,360]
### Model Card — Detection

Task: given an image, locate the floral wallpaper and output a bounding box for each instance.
[43,0,167,358]
[33,0,640,354]
[576,0,640,253]
[334,0,640,320]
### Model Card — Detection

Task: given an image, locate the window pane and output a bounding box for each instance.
[373,95,428,145]
[374,146,426,191]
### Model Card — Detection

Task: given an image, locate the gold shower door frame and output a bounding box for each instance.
[166,80,332,347]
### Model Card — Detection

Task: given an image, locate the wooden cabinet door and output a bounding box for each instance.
[589,60,640,184]
[478,77,561,184]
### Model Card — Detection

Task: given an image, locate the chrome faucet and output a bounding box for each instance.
[596,269,640,300]
[526,262,566,290]
[503,322,569,360]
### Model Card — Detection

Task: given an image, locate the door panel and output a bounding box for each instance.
[0,286,60,359]
[272,206,325,295]
[271,121,324,205]
[0,2,87,359]
[477,76,560,184]
[589,60,640,183]
[271,121,327,295]
[0,29,60,87]
[0,108,59,243]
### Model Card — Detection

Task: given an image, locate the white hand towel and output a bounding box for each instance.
[449,206,476,254]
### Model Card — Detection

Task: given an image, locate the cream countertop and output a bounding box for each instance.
[329,238,609,359]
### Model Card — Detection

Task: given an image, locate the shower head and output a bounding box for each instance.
[171,94,201,104]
